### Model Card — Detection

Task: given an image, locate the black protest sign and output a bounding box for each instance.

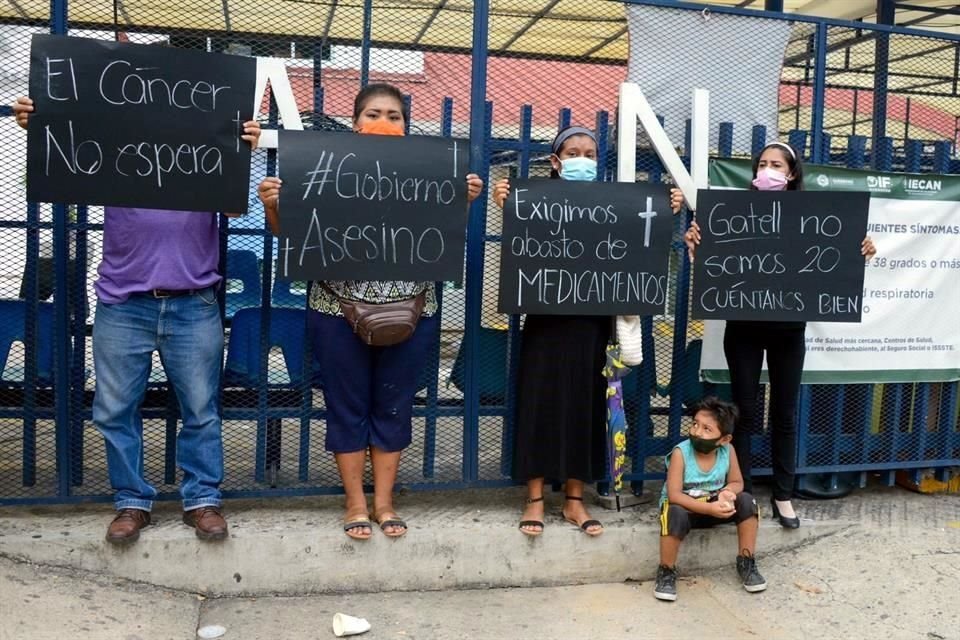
[276,130,469,281]
[497,179,674,315]
[691,190,870,322]
[27,34,256,212]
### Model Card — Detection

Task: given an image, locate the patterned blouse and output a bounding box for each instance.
[308,280,438,317]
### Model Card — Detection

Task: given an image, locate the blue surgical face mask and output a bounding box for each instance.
[559,157,597,182]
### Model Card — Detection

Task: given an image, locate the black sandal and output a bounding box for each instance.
[372,511,408,538]
[519,496,545,537]
[343,514,373,540]
[561,496,603,537]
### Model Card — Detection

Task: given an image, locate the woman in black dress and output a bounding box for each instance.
[494,127,682,536]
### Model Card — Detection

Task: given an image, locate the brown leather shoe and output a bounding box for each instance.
[105,509,150,545]
[182,506,228,541]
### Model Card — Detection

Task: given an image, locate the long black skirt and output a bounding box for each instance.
[512,314,610,484]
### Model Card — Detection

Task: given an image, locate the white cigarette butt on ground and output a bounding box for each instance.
[197,624,227,639]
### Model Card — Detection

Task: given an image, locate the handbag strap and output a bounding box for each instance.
[320,281,426,305]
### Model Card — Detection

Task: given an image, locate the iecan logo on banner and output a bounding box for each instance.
[904,177,943,193]
[26,34,256,212]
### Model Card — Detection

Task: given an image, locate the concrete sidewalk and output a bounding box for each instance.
[1,485,957,639]
[0,484,853,596]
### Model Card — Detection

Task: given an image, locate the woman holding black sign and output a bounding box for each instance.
[493,127,683,537]
[683,142,876,528]
[258,83,483,541]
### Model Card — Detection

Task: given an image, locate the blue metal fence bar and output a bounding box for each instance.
[847,135,867,168]
[69,204,89,487]
[624,315,657,489]
[419,97,454,479]
[21,202,40,487]
[596,110,610,182]
[359,0,373,88]
[796,384,812,473]
[594,108,613,496]
[665,116,694,445]
[463,3,490,482]
[250,92,280,484]
[871,0,896,157]
[810,22,828,164]
[912,383,932,462]
[718,122,734,157]
[51,0,71,498]
[933,140,951,172]
[940,383,960,464]
[751,125,767,155]
[873,136,894,169]
[871,130,900,486]
[313,41,325,118]
[297,70,324,482]
[827,386,845,467]
[844,129,872,474]
[788,129,808,158]
[500,103,533,478]
[905,139,924,171]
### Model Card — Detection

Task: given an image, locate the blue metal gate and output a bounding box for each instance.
[0,0,957,504]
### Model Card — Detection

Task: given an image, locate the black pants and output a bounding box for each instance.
[723,321,805,501]
[659,492,758,538]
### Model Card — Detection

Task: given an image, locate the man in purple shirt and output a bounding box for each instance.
[14,96,260,544]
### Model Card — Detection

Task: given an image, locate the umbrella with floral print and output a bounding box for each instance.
[602,342,631,511]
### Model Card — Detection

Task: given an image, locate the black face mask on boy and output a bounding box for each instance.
[690,435,723,454]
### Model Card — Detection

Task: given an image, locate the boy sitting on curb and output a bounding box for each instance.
[654,396,766,601]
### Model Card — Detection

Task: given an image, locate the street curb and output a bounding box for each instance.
[0,511,849,597]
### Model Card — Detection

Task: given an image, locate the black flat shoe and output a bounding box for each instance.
[770,497,800,529]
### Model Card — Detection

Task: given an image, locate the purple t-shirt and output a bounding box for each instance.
[95,207,222,304]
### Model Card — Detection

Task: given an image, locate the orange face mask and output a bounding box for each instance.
[357,119,404,136]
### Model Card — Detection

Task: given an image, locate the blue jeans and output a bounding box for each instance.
[92,288,224,511]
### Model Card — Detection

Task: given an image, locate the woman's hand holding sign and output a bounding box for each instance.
[493,178,511,209]
[684,220,701,263]
[466,174,483,203]
[13,96,33,129]
[861,236,877,261]
[241,120,261,150]
[669,187,684,214]
[258,177,282,234]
